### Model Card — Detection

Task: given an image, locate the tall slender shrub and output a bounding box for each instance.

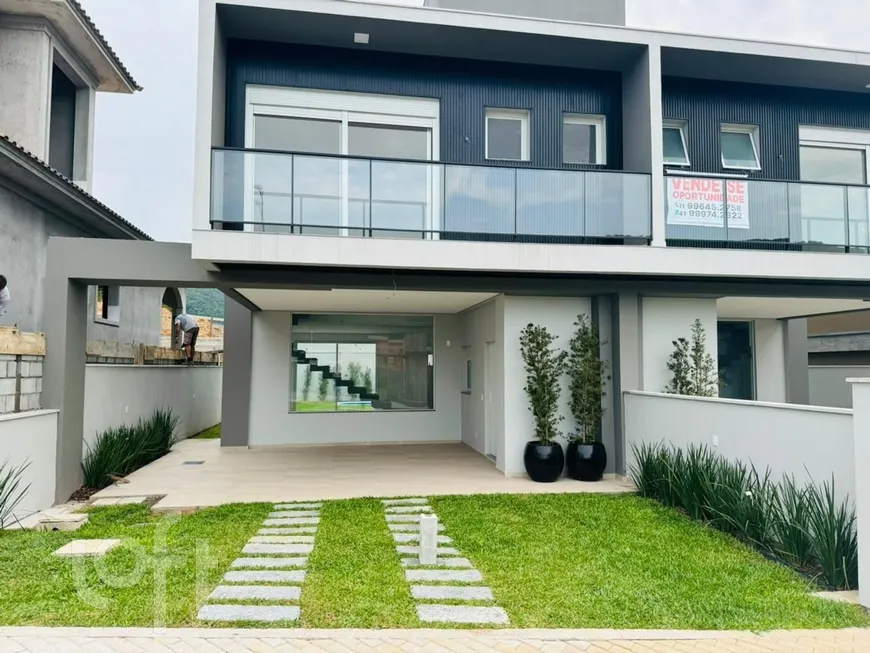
[519,323,567,445]
[302,366,313,401]
[567,315,609,444]
[665,319,717,397]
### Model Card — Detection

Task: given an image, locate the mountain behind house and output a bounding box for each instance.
[185,288,225,318]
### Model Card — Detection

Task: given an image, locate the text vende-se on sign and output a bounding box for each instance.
[666,177,749,229]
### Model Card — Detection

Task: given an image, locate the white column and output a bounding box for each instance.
[848,378,870,608]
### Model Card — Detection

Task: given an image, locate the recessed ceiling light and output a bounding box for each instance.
[354,32,370,44]
[865,83,870,89]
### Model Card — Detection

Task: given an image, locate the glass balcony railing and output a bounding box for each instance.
[210,148,652,243]
[664,176,870,253]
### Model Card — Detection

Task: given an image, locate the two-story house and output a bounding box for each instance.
[0,0,176,343]
[134,0,870,478]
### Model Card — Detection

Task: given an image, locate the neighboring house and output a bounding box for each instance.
[0,0,169,344]
[41,0,870,496]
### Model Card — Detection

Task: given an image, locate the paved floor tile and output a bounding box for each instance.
[393,533,453,544]
[230,557,308,568]
[208,585,302,601]
[258,527,318,535]
[222,570,306,583]
[52,540,122,557]
[395,546,460,556]
[401,557,473,568]
[267,511,321,519]
[389,523,445,533]
[196,605,300,622]
[274,503,322,510]
[416,605,509,625]
[385,506,434,514]
[249,536,315,544]
[242,544,313,555]
[410,585,495,601]
[382,498,429,506]
[263,517,320,526]
[405,569,483,582]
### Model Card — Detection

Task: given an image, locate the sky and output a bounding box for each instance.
[77,0,870,243]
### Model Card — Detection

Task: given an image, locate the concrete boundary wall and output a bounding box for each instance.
[624,390,854,501]
[0,410,58,520]
[82,366,222,455]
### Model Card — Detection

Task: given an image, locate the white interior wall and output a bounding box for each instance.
[752,319,787,403]
[501,296,592,475]
[0,410,58,520]
[82,366,223,454]
[624,391,854,502]
[249,311,462,446]
[459,299,497,456]
[641,297,719,393]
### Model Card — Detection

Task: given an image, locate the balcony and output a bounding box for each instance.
[210,148,652,244]
[665,176,870,254]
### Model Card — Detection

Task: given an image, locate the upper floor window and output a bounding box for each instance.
[563,114,606,165]
[721,124,760,171]
[662,120,690,166]
[485,108,529,161]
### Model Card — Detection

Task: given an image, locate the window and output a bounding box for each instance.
[718,321,754,400]
[291,314,434,412]
[49,65,77,179]
[465,359,472,392]
[563,114,606,165]
[662,120,690,166]
[800,146,867,185]
[485,109,529,161]
[720,124,761,170]
[95,286,120,325]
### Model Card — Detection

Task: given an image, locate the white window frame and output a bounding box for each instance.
[245,86,441,238]
[662,119,690,167]
[562,113,606,165]
[485,108,530,162]
[720,123,761,171]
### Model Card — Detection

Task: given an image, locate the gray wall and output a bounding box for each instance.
[86,286,165,345]
[809,366,870,409]
[0,26,52,159]
[425,0,626,25]
[0,184,163,344]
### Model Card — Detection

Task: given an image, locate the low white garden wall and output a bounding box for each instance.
[623,390,855,501]
[0,410,58,521]
[83,365,222,454]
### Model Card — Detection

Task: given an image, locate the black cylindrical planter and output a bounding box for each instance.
[566,441,607,482]
[523,441,565,483]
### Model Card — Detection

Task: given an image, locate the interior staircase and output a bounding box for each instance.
[292,348,382,404]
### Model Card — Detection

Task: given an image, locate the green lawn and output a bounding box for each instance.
[0,495,865,629]
[301,498,417,627]
[0,504,269,627]
[431,494,869,630]
[192,424,221,439]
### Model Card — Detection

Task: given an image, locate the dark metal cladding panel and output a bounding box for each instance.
[225,41,623,169]
[663,76,870,181]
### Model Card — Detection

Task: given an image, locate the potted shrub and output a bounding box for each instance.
[566,314,610,481]
[519,323,567,483]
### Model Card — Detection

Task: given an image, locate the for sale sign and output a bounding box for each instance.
[666,177,749,229]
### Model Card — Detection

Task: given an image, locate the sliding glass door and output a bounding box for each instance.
[245,87,440,238]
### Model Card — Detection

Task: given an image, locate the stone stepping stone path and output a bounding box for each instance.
[381,498,508,626]
[197,502,321,623]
